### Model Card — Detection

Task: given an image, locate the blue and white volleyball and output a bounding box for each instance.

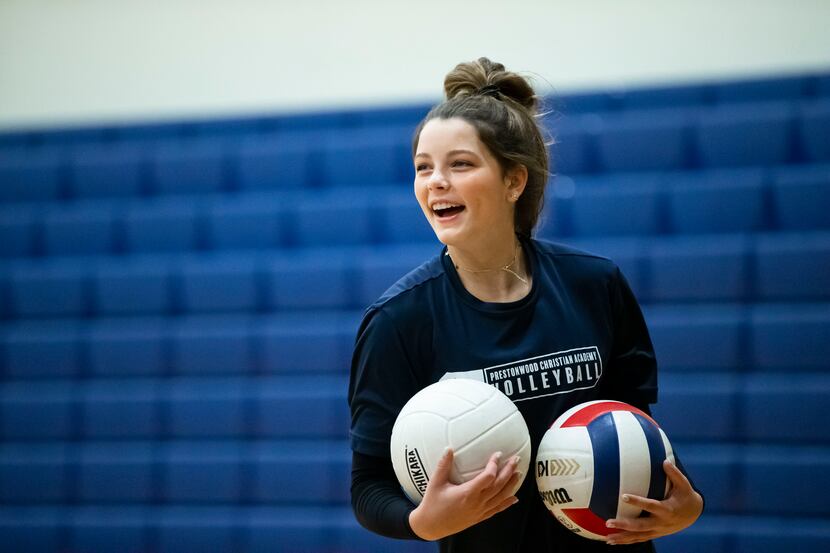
[390,379,531,505]
[535,400,675,540]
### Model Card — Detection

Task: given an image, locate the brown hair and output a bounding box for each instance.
[413,57,551,238]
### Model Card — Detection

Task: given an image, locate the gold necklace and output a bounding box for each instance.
[447,242,529,285]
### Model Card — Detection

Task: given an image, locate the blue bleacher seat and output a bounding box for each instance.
[245,508,328,553]
[70,508,148,553]
[0,205,37,257]
[93,257,171,315]
[556,91,612,114]
[3,322,82,378]
[818,76,830,97]
[743,373,830,442]
[357,104,430,128]
[772,164,830,230]
[321,128,410,186]
[547,114,599,175]
[652,374,738,440]
[355,245,437,308]
[155,507,239,553]
[756,232,830,300]
[171,317,253,374]
[255,377,349,438]
[696,101,795,167]
[750,305,830,372]
[78,444,155,502]
[645,306,744,373]
[233,137,312,190]
[150,140,227,195]
[570,175,662,237]
[676,444,740,513]
[0,148,63,203]
[657,518,730,553]
[0,382,75,440]
[123,199,202,253]
[648,235,749,302]
[293,194,372,247]
[9,260,88,317]
[540,177,576,238]
[162,443,241,502]
[595,108,692,172]
[742,445,830,516]
[251,442,349,503]
[334,512,435,553]
[714,75,808,103]
[69,145,144,200]
[191,117,260,137]
[735,518,830,553]
[799,99,830,162]
[616,83,708,110]
[378,192,437,244]
[87,319,167,377]
[668,168,766,233]
[165,379,247,438]
[0,445,68,503]
[42,202,116,256]
[178,256,260,313]
[206,195,285,250]
[0,509,62,553]
[257,315,352,374]
[81,381,159,439]
[266,254,351,310]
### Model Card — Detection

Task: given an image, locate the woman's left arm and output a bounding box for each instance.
[604,459,703,545]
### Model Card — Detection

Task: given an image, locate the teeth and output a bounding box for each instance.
[432,202,462,211]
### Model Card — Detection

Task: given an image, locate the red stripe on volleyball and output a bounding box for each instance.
[561,508,614,537]
[560,401,659,428]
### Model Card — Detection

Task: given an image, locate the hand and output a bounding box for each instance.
[408,448,521,541]
[605,459,703,546]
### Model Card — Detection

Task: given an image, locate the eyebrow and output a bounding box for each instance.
[414,149,479,159]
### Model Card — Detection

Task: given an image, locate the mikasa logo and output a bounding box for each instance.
[405,446,429,497]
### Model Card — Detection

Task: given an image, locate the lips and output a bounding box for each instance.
[431,201,466,219]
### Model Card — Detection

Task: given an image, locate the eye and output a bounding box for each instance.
[415,163,431,172]
[452,160,473,168]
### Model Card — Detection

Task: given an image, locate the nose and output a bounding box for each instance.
[427,167,449,190]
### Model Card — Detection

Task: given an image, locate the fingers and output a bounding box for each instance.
[483,455,521,501]
[480,495,519,520]
[430,447,454,486]
[468,451,502,490]
[663,459,692,492]
[606,516,657,533]
[619,493,670,517]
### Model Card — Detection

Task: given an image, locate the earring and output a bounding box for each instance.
[511,193,519,201]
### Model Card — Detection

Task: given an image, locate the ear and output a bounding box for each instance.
[505,164,528,202]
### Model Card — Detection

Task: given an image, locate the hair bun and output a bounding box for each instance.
[443,57,538,113]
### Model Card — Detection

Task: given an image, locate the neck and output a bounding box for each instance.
[447,236,531,303]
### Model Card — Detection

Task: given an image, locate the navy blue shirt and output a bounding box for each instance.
[349,238,659,552]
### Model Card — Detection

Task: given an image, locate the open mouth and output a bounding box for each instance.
[433,203,466,219]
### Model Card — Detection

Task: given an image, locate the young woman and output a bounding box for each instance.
[348,57,703,552]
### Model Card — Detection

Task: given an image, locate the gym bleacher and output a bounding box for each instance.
[1,72,829,553]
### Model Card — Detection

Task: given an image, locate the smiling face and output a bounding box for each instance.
[414,117,522,249]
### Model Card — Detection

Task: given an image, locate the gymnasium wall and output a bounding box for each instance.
[1,0,830,130]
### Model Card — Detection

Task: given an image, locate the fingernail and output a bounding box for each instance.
[607,541,617,546]
[512,455,521,465]
[442,447,452,458]
[494,451,503,460]
[606,521,615,529]
[621,494,630,502]
[511,497,519,505]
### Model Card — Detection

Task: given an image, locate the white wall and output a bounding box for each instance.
[1,0,829,130]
